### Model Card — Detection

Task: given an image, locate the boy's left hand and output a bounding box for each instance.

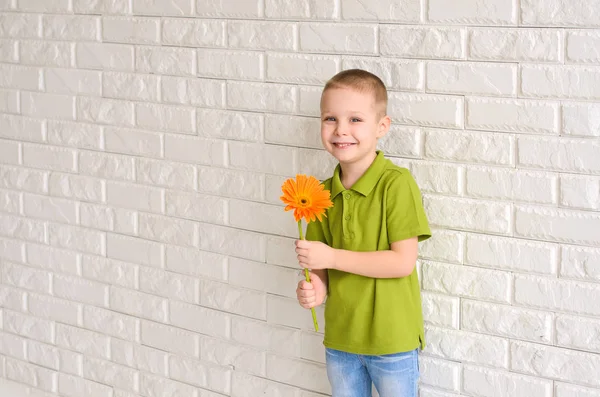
[295,240,336,270]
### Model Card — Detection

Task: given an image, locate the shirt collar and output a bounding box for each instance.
[330,151,387,199]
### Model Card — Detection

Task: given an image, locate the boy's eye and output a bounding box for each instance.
[350,118,362,122]
[324,117,336,121]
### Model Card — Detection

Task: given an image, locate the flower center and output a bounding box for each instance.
[299,197,310,207]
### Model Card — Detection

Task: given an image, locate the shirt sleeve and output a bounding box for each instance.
[386,171,432,243]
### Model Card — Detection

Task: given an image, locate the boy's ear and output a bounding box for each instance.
[377,115,391,138]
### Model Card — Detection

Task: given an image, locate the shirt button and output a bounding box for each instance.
[345,215,351,220]
[344,193,351,200]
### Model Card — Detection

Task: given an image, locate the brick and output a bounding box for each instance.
[22,92,74,121]
[343,57,424,91]
[466,167,556,204]
[49,172,104,202]
[522,65,600,99]
[267,53,338,84]
[298,149,337,183]
[419,229,463,263]
[197,109,261,142]
[170,300,230,338]
[164,135,225,166]
[229,21,296,51]
[423,261,511,302]
[388,92,464,128]
[79,151,135,181]
[230,199,297,237]
[300,332,325,363]
[83,357,138,393]
[54,273,108,307]
[5,358,57,392]
[422,292,459,328]
[466,235,557,275]
[466,97,559,134]
[107,233,163,268]
[140,267,198,303]
[28,340,59,370]
[43,15,99,41]
[162,18,224,47]
[265,174,292,205]
[425,195,512,234]
[410,161,460,195]
[0,39,17,63]
[26,243,79,275]
[299,23,377,54]
[23,194,77,224]
[229,142,296,175]
[48,223,105,255]
[199,223,266,262]
[140,372,198,397]
[426,327,508,368]
[111,339,167,375]
[419,356,460,392]
[462,300,553,343]
[73,0,130,14]
[47,121,102,150]
[80,202,136,234]
[77,97,134,127]
[298,85,322,116]
[381,26,466,59]
[515,275,600,316]
[55,323,109,359]
[82,254,137,289]
[468,28,560,62]
[519,136,600,174]
[521,0,600,27]
[342,0,419,21]
[511,341,600,387]
[0,284,25,312]
[0,214,45,243]
[58,373,112,397]
[102,17,159,44]
[200,337,261,385]
[562,102,600,137]
[132,0,192,15]
[110,286,167,322]
[561,246,600,283]
[103,71,159,101]
[0,139,19,165]
[556,314,600,354]
[425,129,513,165]
[516,205,600,245]
[266,0,337,19]
[136,46,195,76]
[560,175,600,210]
[76,42,134,71]
[198,166,263,201]
[200,279,266,320]
[138,157,196,190]
[4,310,54,344]
[567,31,600,64]
[267,294,325,331]
[162,77,224,108]
[231,372,298,397]
[136,103,195,134]
[166,190,226,224]
[463,365,552,397]
[2,262,50,293]
[0,333,26,360]
[267,354,329,394]
[106,181,161,213]
[556,383,600,397]
[197,49,263,80]
[0,88,19,113]
[16,0,70,12]
[140,320,198,357]
[427,61,516,96]
[265,114,320,149]
[196,0,261,17]
[166,245,227,280]
[227,81,296,113]
[0,237,26,263]
[20,40,71,68]
[104,126,162,157]
[0,64,41,91]
[229,257,298,298]
[0,13,40,38]
[428,0,516,24]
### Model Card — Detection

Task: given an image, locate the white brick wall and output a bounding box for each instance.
[0,1,599,396]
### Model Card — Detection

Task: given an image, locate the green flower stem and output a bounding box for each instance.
[298,220,319,332]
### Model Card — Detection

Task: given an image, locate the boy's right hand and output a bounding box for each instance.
[296,271,327,309]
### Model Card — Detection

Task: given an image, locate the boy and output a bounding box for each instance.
[295,69,431,397]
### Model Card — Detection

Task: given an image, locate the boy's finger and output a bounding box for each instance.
[296,240,311,249]
[300,280,313,290]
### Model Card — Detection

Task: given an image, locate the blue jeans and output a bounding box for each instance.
[326,348,419,397]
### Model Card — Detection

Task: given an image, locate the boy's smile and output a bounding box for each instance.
[320,87,390,179]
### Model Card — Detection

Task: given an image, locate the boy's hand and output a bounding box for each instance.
[296,271,327,309]
[295,240,336,270]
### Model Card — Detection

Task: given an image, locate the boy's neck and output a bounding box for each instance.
[339,151,378,190]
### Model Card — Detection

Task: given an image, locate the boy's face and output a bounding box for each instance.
[320,87,390,169]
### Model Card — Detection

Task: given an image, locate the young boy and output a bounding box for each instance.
[295,69,431,397]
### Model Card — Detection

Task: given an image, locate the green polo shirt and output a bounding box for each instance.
[306,151,431,355]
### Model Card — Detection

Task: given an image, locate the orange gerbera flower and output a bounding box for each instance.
[280,175,333,223]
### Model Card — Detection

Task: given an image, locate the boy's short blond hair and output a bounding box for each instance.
[321,69,388,118]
